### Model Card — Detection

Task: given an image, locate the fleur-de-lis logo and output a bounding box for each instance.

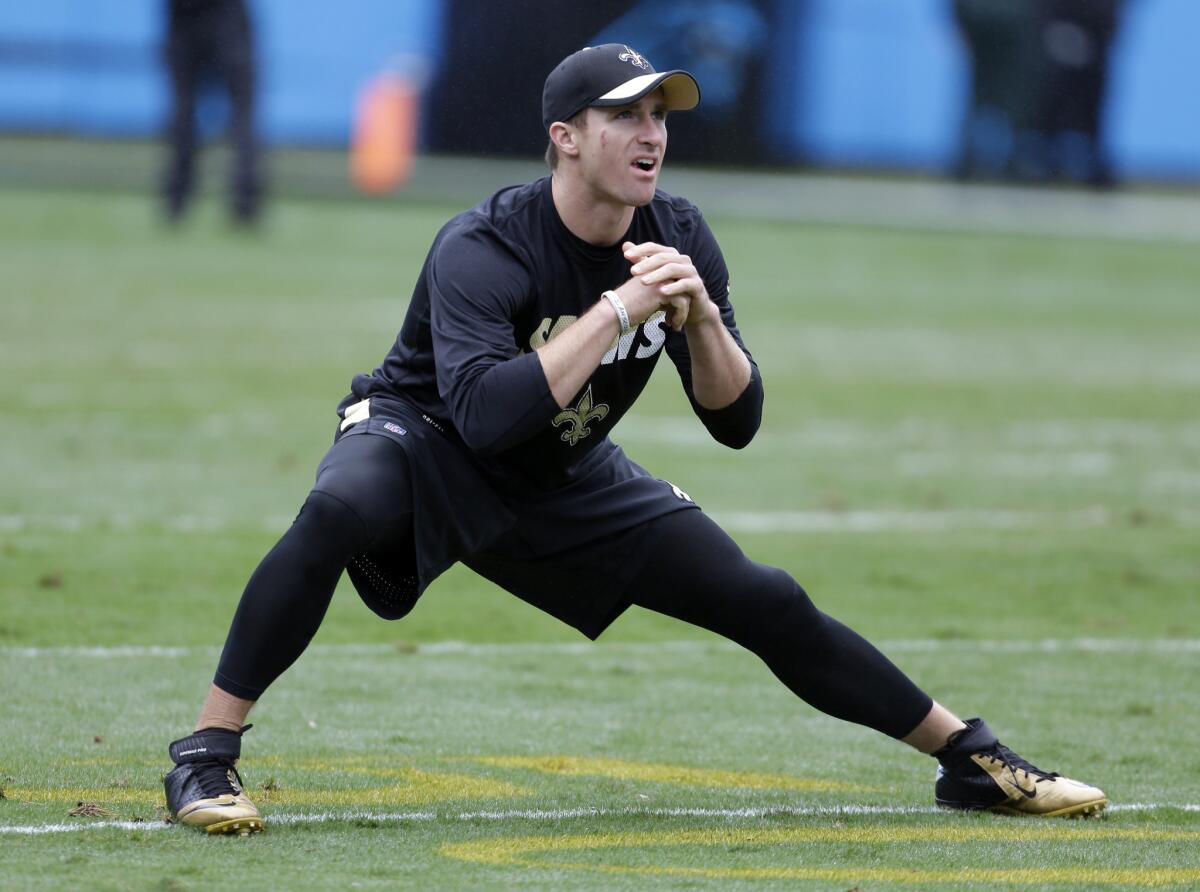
[618,46,650,70]
[552,385,610,446]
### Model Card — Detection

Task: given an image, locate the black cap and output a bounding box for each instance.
[542,43,700,130]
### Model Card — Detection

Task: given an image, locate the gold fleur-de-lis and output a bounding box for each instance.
[552,385,610,446]
[619,46,650,70]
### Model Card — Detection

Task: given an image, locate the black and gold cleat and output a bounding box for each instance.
[164,726,264,834]
[934,718,1107,818]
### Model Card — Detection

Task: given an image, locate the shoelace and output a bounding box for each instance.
[990,744,1061,789]
[192,758,243,799]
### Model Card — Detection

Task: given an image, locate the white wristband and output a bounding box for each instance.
[602,290,631,335]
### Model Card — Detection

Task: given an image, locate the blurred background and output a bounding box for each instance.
[1,0,1196,649]
[0,0,1196,209]
[2,10,1199,863]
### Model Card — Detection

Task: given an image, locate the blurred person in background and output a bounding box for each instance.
[951,0,1044,181]
[1034,0,1127,187]
[161,0,262,225]
[952,0,1127,187]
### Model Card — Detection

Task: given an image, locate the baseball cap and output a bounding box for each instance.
[542,43,701,130]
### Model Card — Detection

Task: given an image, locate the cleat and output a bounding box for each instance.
[933,718,1107,818]
[163,726,264,834]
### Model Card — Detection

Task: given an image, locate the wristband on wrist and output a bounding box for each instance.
[601,290,632,335]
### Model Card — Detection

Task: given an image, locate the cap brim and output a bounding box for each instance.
[592,70,700,112]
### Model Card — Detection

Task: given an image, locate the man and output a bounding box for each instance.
[1034,0,1126,187]
[951,0,1044,180]
[164,44,1106,835]
[161,0,262,225]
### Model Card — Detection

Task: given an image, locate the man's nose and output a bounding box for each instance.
[638,119,664,144]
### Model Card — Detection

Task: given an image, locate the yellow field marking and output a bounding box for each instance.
[60,755,440,773]
[6,787,165,807]
[472,755,873,793]
[60,753,870,793]
[7,770,528,810]
[441,826,1200,887]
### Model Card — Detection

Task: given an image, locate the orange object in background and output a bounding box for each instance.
[351,73,417,194]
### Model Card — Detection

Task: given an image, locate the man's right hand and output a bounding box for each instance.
[616,241,690,331]
[536,241,690,408]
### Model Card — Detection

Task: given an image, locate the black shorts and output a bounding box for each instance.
[463,513,679,639]
[330,396,698,637]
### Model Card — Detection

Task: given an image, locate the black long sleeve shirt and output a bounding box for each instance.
[348,176,763,496]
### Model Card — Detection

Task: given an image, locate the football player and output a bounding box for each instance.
[164,44,1105,834]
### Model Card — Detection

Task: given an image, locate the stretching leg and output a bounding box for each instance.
[628,510,959,746]
[198,433,413,730]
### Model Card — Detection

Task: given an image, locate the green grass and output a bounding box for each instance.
[1,181,1199,890]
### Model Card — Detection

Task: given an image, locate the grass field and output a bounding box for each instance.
[2,165,1199,890]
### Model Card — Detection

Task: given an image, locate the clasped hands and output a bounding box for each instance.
[615,241,714,332]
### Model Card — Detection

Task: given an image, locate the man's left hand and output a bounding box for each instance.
[624,242,717,330]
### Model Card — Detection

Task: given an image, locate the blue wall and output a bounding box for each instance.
[0,0,443,143]
[780,0,1197,178]
[1105,0,1195,175]
[0,0,1194,178]
[782,0,966,170]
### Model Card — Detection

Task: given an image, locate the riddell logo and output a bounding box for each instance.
[618,46,649,70]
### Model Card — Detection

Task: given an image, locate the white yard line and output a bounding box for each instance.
[3,639,1200,659]
[617,417,1200,450]
[1144,470,1200,492]
[895,451,1114,478]
[3,505,1199,536]
[714,508,1117,533]
[876,638,1200,654]
[0,820,166,835]
[0,645,198,658]
[2,802,1197,834]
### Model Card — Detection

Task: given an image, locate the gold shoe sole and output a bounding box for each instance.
[204,816,266,835]
[992,797,1108,818]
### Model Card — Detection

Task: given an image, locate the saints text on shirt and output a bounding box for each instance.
[524,309,668,365]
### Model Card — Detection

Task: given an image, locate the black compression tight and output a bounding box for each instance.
[213,437,933,739]
[627,510,934,739]
[214,434,413,699]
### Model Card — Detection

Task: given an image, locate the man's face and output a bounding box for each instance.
[572,91,668,207]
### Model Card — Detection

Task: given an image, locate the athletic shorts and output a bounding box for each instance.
[334,395,698,637]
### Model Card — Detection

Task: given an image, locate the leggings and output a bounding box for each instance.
[627,510,933,739]
[213,433,412,698]
[214,433,933,739]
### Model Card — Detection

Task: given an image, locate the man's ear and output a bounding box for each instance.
[549,121,581,160]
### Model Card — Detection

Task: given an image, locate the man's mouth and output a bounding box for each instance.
[632,158,657,173]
